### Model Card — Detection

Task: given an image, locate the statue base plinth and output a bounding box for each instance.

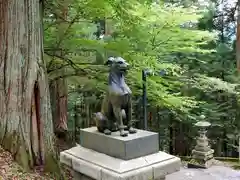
[60,145,181,180]
[80,126,159,160]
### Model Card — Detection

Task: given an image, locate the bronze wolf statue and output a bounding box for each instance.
[94,57,137,137]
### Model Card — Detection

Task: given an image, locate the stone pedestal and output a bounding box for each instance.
[61,145,180,180]
[188,120,214,169]
[60,127,181,179]
[80,127,159,160]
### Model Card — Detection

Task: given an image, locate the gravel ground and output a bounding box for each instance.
[167,166,240,180]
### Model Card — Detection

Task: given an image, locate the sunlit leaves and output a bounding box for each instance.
[44,0,239,125]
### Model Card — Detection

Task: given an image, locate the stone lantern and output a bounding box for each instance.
[188,115,214,168]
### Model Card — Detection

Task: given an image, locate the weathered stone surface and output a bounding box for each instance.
[187,158,215,169]
[194,145,211,152]
[80,126,159,160]
[167,166,240,180]
[60,145,181,180]
[153,157,181,178]
[72,165,240,180]
[73,171,94,180]
[192,149,214,157]
[195,121,211,128]
[189,120,214,169]
[189,149,215,168]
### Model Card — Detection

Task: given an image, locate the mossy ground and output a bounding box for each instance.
[0,145,73,180]
[0,129,73,179]
[0,146,51,179]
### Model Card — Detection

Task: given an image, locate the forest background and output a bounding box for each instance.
[0,0,239,177]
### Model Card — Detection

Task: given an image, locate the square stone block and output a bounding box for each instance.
[192,149,214,157]
[80,126,159,160]
[188,158,215,169]
[60,145,181,180]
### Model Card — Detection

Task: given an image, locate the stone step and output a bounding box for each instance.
[80,126,159,160]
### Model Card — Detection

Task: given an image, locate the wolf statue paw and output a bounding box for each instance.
[120,130,128,137]
[128,127,137,134]
[104,129,112,135]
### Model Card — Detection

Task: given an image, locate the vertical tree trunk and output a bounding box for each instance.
[50,0,68,136]
[51,78,68,135]
[237,1,240,71]
[0,0,56,171]
[237,1,240,162]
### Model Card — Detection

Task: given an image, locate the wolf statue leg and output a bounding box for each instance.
[94,112,111,135]
[113,106,128,137]
[126,96,137,134]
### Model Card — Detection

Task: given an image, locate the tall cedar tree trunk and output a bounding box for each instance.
[0,0,57,171]
[50,79,68,135]
[237,1,240,71]
[237,1,240,161]
[50,1,68,136]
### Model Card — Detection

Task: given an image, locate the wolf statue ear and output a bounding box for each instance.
[105,57,114,65]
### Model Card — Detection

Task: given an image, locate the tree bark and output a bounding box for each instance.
[50,79,68,135]
[237,1,240,162]
[0,0,57,171]
[237,1,240,71]
[49,0,69,136]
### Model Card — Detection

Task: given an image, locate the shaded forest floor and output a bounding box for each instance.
[0,146,55,179]
[0,137,74,180]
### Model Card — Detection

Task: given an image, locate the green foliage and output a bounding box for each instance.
[44,0,239,151]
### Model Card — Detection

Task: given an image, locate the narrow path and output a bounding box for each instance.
[167,166,240,180]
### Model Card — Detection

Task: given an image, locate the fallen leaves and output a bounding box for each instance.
[0,146,70,180]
